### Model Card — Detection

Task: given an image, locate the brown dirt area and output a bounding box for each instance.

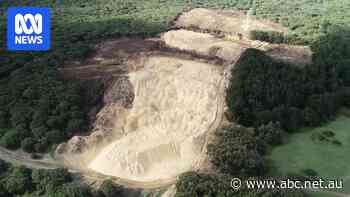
[162,30,247,63]
[162,29,312,66]
[59,38,160,80]
[175,8,289,38]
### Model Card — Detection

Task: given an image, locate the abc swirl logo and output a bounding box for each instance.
[7,7,51,51]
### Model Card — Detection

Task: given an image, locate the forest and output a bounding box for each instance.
[175,171,306,197]
[227,26,350,131]
[0,159,127,197]
[203,13,350,197]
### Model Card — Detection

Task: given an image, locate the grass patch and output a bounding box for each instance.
[307,191,340,197]
[267,110,350,195]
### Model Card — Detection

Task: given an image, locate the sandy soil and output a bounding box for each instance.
[162,29,312,66]
[162,30,247,63]
[88,55,225,182]
[175,8,288,38]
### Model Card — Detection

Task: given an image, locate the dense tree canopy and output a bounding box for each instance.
[0,159,129,197]
[249,30,304,45]
[256,122,284,146]
[207,124,265,176]
[176,172,236,197]
[176,172,307,197]
[0,65,87,152]
[227,27,350,131]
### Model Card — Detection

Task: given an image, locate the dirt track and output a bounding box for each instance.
[0,147,61,169]
[2,147,349,197]
[0,146,173,189]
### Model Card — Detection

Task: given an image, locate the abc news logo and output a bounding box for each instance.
[15,14,43,44]
[7,7,51,51]
[15,13,43,44]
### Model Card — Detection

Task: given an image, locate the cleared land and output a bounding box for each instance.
[162,29,312,65]
[175,8,288,37]
[51,8,311,188]
[162,30,247,63]
[88,56,224,181]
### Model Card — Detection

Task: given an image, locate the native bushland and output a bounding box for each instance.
[227,27,350,131]
[207,124,265,176]
[0,159,126,197]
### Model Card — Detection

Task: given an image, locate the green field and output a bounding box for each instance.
[268,111,350,195]
[308,191,340,197]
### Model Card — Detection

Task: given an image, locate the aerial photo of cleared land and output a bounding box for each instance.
[0,0,349,197]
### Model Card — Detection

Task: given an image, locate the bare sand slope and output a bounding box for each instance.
[175,8,288,37]
[88,56,224,181]
[162,29,312,66]
[162,30,247,63]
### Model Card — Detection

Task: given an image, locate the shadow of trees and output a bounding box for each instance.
[226,25,350,131]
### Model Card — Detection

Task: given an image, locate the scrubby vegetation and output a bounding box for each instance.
[249,30,304,44]
[310,130,341,146]
[0,64,88,152]
[223,23,350,197]
[206,122,286,177]
[227,26,350,131]
[176,172,307,197]
[207,124,265,176]
[0,159,126,197]
[175,172,236,197]
[0,59,105,152]
[253,0,350,41]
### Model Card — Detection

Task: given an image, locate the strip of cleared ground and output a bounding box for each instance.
[175,8,288,37]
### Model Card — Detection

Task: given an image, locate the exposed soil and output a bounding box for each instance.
[162,30,247,63]
[87,55,225,181]
[60,38,160,80]
[162,29,312,66]
[175,8,288,38]
[0,8,313,192]
[54,7,313,188]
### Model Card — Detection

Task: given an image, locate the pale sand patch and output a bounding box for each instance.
[88,56,224,182]
[162,29,246,63]
[175,8,288,37]
[162,30,312,66]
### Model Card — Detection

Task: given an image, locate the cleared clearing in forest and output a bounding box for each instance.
[55,8,311,187]
[88,56,224,181]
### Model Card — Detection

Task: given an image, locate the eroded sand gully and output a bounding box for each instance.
[87,56,224,181]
